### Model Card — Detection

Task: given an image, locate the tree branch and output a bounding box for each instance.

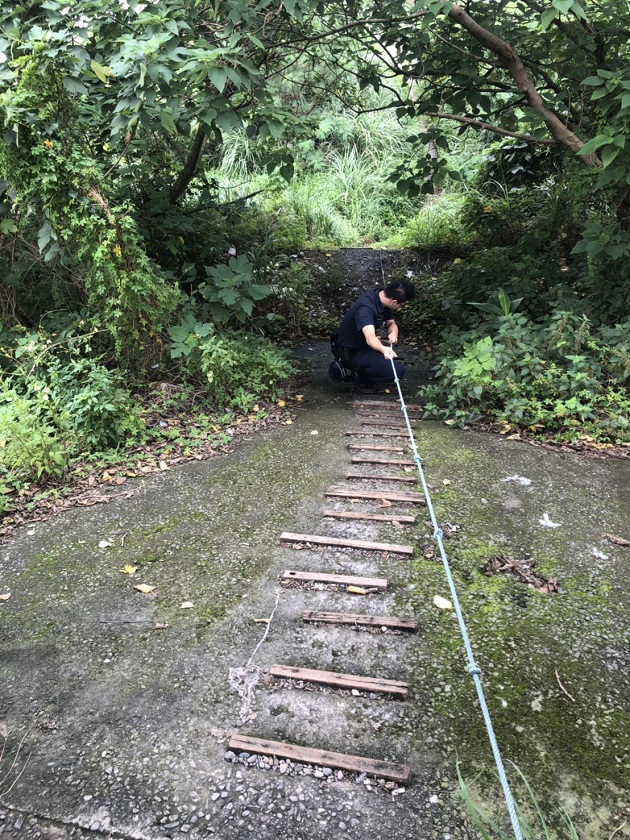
[425,111,557,144]
[446,4,601,165]
[169,125,207,204]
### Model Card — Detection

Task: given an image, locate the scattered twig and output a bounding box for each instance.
[555,669,575,703]
[609,820,627,840]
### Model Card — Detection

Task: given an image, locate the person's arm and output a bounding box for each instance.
[385,318,398,345]
[362,325,397,359]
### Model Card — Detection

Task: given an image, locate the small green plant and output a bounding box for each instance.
[457,762,580,840]
[169,317,293,408]
[199,255,272,325]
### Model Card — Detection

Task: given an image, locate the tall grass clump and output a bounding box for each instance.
[213,94,424,246]
[393,192,468,250]
[458,762,580,840]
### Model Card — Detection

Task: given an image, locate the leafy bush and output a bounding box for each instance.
[420,304,630,444]
[169,317,293,411]
[0,329,147,502]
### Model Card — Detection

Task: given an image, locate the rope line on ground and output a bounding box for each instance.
[379,250,523,840]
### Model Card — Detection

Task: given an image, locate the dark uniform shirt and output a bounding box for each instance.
[336,288,394,353]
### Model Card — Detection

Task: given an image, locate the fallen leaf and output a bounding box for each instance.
[253,404,260,412]
[347,585,368,595]
[433,594,453,610]
[88,475,96,486]
[506,433,521,440]
[159,461,169,471]
[112,477,126,485]
[98,539,112,548]
[591,548,609,560]
[443,479,451,486]
[120,565,138,575]
[603,533,630,546]
[134,583,156,594]
[277,399,286,407]
[380,498,393,507]
[444,419,456,426]
[291,543,303,550]
[285,419,293,425]
[102,471,112,481]
[403,466,413,473]
[296,395,304,401]
[0,593,11,601]
[180,601,194,609]
[252,618,270,624]
[384,389,391,394]
[153,622,169,630]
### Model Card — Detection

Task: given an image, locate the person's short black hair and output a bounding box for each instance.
[384,279,415,303]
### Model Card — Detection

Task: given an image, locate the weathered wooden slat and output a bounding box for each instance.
[281,570,387,589]
[269,664,409,699]
[354,400,422,411]
[351,456,416,466]
[227,735,412,784]
[348,444,405,452]
[346,471,416,484]
[325,486,426,505]
[360,418,411,427]
[355,410,406,419]
[322,510,415,524]
[302,611,418,631]
[280,532,413,556]
[345,430,409,439]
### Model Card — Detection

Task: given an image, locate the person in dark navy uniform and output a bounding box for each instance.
[334,279,415,393]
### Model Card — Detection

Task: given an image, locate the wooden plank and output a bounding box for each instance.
[348,444,405,452]
[325,487,425,505]
[346,471,416,484]
[351,456,415,466]
[354,400,423,411]
[302,611,418,631]
[345,430,409,439]
[355,410,406,418]
[322,510,415,524]
[280,532,413,556]
[281,570,387,589]
[269,664,409,699]
[360,418,411,427]
[228,735,412,784]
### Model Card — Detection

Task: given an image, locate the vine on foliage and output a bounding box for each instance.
[0,46,179,366]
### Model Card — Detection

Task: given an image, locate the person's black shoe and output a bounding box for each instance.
[354,381,376,395]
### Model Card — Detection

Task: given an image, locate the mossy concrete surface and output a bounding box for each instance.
[0,341,629,840]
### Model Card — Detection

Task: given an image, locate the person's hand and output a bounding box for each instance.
[388,333,398,345]
[383,346,397,360]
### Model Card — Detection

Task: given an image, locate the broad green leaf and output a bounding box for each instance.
[62,76,87,95]
[540,8,556,29]
[577,134,612,155]
[90,59,114,84]
[601,144,621,167]
[552,0,573,13]
[208,66,227,93]
[159,111,177,134]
